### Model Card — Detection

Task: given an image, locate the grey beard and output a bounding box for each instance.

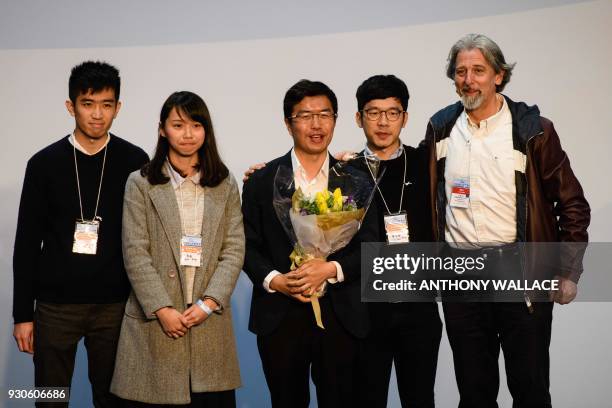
[460,93,483,110]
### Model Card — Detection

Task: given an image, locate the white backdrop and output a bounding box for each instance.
[1,0,611,406]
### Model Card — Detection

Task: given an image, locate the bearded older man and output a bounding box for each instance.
[421,34,590,408]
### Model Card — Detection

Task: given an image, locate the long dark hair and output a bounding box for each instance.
[141,91,229,187]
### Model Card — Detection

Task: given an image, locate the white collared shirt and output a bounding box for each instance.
[263,149,344,293]
[290,148,329,198]
[69,133,110,155]
[364,139,404,160]
[444,95,517,246]
[166,160,202,189]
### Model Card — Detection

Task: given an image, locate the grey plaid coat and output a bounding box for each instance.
[110,171,244,404]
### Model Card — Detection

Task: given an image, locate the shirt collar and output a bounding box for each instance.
[165,160,201,189]
[291,148,329,180]
[69,132,111,155]
[462,94,510,137]
[364,139,404,160]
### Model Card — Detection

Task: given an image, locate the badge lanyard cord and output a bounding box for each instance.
[73,135,108,222]
[365,150,407,215]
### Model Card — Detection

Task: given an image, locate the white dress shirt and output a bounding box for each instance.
[263,149,344,293]
[444,95,517,246]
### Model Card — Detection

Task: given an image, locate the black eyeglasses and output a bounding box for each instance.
[361,108,405,122]
[289,111,337,122]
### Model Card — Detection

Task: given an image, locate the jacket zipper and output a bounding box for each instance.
[522,131,543,313]
[430,120,440,241]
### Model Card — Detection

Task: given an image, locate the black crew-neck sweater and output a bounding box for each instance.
[13,135,149,323]
[374,144,433,243]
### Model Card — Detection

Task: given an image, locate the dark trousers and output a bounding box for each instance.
[443,301,553,408]
[361,302,443,408]
[120,390,236,408]
[33,302,125,408]
[256,297,360,408]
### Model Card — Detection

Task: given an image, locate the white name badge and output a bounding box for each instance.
[384,212,410,244]
[72,220,100,255]
[450,177,470,208]
[180,235,202,267]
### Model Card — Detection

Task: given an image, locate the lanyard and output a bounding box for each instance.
[168,160,200,236]
[365,150,407,215]
[72,134,107,222]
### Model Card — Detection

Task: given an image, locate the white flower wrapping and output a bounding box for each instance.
[273,156,382,329]
[289,210,363,259]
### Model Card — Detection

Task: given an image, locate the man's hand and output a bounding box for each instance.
[270,274,311,303]
[243,162,266,182]
[182,299,217,328]
[334,151,356,161]
[155,307,189,339]
[551,276,578,305]
[286,259,337,296]
[13,322,34,354]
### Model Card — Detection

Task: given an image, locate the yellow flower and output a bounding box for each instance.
[315,191,329,214]
[332,188,343,211]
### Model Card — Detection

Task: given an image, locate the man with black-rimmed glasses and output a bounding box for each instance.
[242,79,378,407]
[355,75,442,408]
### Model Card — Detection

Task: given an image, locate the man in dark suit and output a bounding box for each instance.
[242,79,377,407]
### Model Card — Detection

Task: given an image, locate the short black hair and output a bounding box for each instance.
[68,61,120,103]
[356,75,409,111]
[283,79,338,119]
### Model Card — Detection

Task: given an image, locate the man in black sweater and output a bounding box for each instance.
[12,61,148,407]
[355,75,442,408]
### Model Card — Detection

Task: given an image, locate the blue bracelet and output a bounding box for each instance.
[196,299,213,315]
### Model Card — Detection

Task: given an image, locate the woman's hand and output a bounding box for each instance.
[182,298,218,327]
[155,307,189,339]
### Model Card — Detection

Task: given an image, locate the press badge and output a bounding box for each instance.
[180,235,202,267]
[450,177,470,208]
[384,212,410,244]
[72,220,100,255]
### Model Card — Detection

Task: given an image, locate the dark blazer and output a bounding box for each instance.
[241,151,378,339]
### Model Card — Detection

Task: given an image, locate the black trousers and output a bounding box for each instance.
[443,301,554,408]
[256,297,360,408]
[120,390,236,408]
[361,302,442,408]
[33,302,125,408]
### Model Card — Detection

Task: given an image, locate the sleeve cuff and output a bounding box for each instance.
[147,300,174,319]
[327,261,344,284]
[202,296,223,314]
[263,270,282,293]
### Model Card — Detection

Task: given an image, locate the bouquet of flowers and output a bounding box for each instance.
[273,155,382,328]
